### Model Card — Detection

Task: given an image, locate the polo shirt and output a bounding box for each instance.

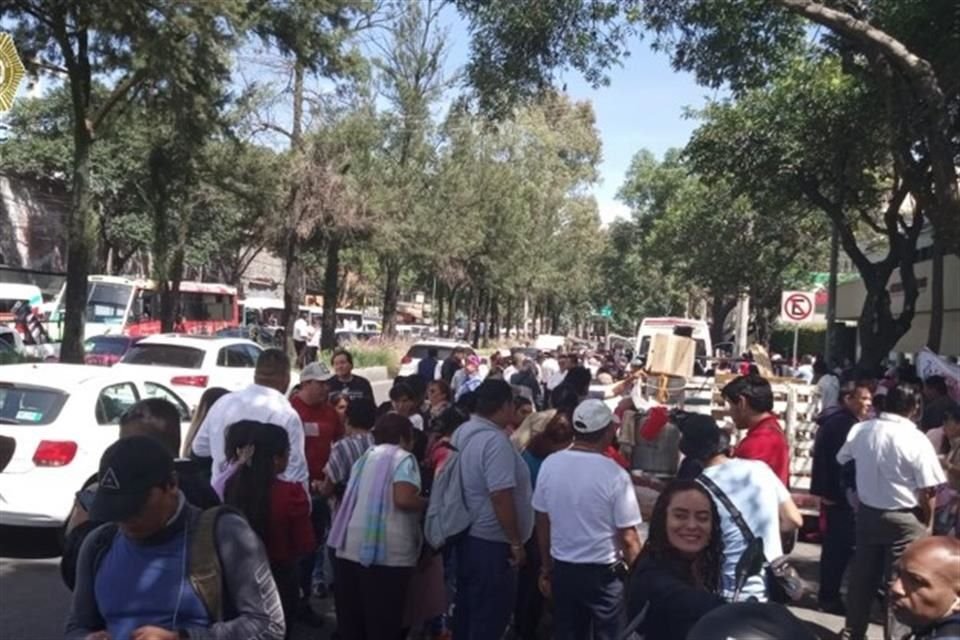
[735,414,790,486]
[290,395,343,481]
[837,412,945,510]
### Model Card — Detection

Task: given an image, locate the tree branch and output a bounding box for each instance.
[90,69,148,134]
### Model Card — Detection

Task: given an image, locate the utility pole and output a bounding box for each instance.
[825,222,839,365]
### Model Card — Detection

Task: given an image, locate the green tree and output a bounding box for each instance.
[2,0,249,360]
[685,56,921,368]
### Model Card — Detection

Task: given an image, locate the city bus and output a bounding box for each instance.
[46,275,239,340]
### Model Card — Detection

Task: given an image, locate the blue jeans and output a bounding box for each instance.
[551,560,625,640]
[453,536,517,640]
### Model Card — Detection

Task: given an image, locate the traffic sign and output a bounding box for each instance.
[600,305,613,319]
[780,291,815,324]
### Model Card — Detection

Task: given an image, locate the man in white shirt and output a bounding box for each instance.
[192,349,308,487]
[546,354,570,392]
[533,399,642,640]
[293,312,309,368]
[837,384,946,640]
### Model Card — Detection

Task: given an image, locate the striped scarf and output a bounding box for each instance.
[327,444,406,566]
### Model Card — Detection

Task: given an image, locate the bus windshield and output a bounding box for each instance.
[77,282,133,324]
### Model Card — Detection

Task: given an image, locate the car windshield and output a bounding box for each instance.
[0,385,68,425]
[407,345,458,360]
[122,344,205,368]
[85,337,130,356]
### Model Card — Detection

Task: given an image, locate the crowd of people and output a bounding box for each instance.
[56,343,960,640]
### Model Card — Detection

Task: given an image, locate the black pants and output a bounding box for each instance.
[299,496,330,597]
[819,503,855,604]
[513,538,543,639]
[272,562,299,639]
[294,340,307,366]
[551,560,625,640]
[333,557,413,640]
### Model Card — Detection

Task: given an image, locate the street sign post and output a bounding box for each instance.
[780,291,816,366]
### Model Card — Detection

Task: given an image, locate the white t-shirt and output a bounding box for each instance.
[837,412,946,510]
[546,370,567,391]
[532,450,642,565]
[293,317,309,341]
[701,458,791,602]
[541,358,560,381]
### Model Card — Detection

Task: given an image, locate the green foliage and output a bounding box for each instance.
[319,341,401,375]
[770,326,826,360]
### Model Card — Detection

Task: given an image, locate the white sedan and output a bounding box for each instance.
[0,363,191,529]
[113,334,264,410]
[397,339,476,378]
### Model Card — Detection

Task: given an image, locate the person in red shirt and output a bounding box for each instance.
[721,374,790,487]
[289,362,343,620]
[223,421,315,629]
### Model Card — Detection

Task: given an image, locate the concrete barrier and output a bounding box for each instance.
[355,366,390,382]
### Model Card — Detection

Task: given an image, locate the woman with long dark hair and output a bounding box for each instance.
[627,479,726,640]
[222,421,315,634]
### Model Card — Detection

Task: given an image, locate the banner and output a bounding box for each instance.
[917,348,960,402]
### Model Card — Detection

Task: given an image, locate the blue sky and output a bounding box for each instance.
[442,12,718,224]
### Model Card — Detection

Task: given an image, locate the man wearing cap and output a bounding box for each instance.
[192,349,308,488]
[66,436,285,640]
[532,399,643,640]
[290,362,342,621]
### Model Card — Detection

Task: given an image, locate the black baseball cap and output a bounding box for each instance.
[89,436,175,522]
[677,413,722,462]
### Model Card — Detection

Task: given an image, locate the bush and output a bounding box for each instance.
[318,340,408,376]
[770,326,827,360]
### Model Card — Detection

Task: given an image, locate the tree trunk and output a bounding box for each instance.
[448,286,459,338]
[926,232,944,353]
[59,124,94,362]
[321,237,341,351]
[710,294,737,351]
[282,61,306,360]
[380,257,401,338]
[436,281,445,337]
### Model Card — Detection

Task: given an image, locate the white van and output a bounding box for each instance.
[635,317,712,372]
[0,283,44,324]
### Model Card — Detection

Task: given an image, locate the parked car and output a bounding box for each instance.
[113,334,264,410]
[0,363,191,529]
[83,335,143,367]
[398,339,476,378]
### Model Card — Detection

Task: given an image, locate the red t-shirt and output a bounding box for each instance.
[735,414,790,486]
[291,395,344,481]
[604,445,630,470]
[267,479,315,565]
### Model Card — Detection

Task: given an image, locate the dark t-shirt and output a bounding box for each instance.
[440,358,461,384]
[327,375,375,403]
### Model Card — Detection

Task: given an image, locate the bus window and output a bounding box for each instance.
[81,282,134,324]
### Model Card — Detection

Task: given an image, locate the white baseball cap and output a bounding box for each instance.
[301,362,334,383]
[572,399,614,434]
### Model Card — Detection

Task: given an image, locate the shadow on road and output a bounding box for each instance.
[0,525,62,559]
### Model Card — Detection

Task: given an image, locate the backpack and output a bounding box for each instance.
[424,427,487,550]
[90,505,233,621]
